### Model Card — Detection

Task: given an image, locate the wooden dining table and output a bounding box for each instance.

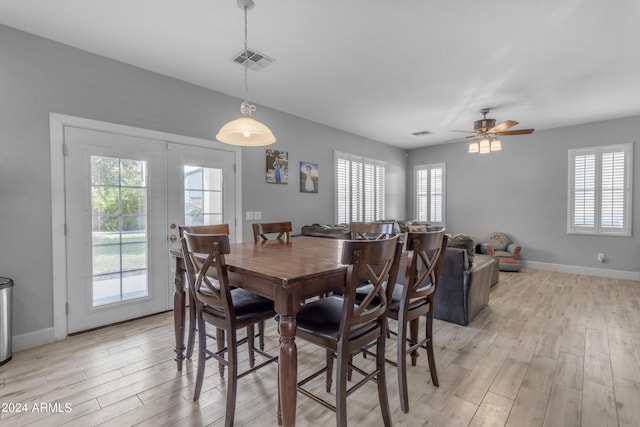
[170,235,350,426]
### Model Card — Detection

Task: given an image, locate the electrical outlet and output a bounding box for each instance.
[254,211,262,220]
[597,253,605,263]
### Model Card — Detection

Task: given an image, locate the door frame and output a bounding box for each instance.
[50,113,243,340]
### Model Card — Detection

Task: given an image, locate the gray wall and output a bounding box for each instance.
[238,115,407,242]
[406,116,640,273]
[0,25,406,339]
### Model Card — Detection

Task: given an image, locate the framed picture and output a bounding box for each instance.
[300,162,318,193]
[266,149,288,184]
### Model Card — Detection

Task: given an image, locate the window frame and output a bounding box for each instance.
[334,151,386,224]
[567,142,633,236]
[414,162,446,227]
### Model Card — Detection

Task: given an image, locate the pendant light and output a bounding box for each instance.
[216,0,276,146]
[490,138,502,151]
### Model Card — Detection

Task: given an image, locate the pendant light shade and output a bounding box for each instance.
[216,0,275,147]
[490,138,502,151]
[468,140,479,153]
[216,103,276,146]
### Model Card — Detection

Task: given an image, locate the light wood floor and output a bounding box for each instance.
[1,269,639,426]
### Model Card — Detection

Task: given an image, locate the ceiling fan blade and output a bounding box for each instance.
[488,120,519,133]
[440,134,476,144]
[495,128,535,136]
[449,130,478,134]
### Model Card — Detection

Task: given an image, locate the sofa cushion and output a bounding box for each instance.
[488,232,510,251]
[396,219,430,233]
[447,234,475,261]
[492,250,512,258]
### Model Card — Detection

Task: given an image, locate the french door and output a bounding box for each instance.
[64,126,236,333]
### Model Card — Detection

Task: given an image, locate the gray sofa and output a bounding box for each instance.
[301,219,432,239]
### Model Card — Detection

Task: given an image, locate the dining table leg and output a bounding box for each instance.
[277,314,297,426]
[172,257,186,371]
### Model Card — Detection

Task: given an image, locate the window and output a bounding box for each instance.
[335,151,385,224]
[568,143,633,236]
[90,155,149,306]
[415,163,446,226]
[183,165,223,226]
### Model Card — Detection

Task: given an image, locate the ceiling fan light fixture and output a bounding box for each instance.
[468,140,479,153]
[216,0,275,147]
[479,137,491,154]
[453,109,534,154]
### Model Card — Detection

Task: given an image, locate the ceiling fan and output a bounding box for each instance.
[444,108,535,153]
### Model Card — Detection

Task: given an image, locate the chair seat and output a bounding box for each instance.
[200,288,274,321]
[296,296,378,342]
[493,250,513,258]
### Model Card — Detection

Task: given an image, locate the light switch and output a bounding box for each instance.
[254,211,262,220]
[246,211,254,220]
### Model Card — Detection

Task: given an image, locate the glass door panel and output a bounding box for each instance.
[184,166,223,226]
[90,155,149,306]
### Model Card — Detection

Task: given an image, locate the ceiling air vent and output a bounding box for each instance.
[232,48,275,71]
[412,130,432,136]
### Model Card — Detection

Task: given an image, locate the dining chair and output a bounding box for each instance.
[358,230,448,413]
[181,232,277,427]
[295,236,403,427]
[178,224,230,359]
[350,230,448,412]
[252,221,292,243]
[349,221,395,240]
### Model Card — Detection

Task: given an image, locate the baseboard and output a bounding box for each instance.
[12,327,56,353]
[522,261,640,281]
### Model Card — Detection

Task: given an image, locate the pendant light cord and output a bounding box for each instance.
[243,5,249,104]
[239,5,255,116]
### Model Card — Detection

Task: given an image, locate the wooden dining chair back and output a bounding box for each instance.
[178,223,230,237]
[178,224,230,359]
[349,221,395,240]
[252,221,292,243]
[181,232,277,427]
[389,230,448,413]
[295,236,403,427]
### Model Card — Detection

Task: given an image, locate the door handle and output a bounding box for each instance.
[169,235,178,242]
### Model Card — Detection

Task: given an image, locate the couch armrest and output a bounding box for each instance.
[478,243,494,256]
[434,248,469,326]
[434,249,497,326]
[506,243,521,260]
[466,255,498,321]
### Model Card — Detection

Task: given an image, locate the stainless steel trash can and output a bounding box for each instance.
[0,277,13,366]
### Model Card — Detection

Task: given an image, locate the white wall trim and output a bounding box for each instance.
[522,261,640,281]
[49,113,243,345]
[13,328,56,353]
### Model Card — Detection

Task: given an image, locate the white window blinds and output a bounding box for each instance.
[335,152,386,224]
[415,163,446,226]
[568,143,632,236]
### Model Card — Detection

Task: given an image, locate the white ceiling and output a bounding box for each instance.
[2,0,640,149]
